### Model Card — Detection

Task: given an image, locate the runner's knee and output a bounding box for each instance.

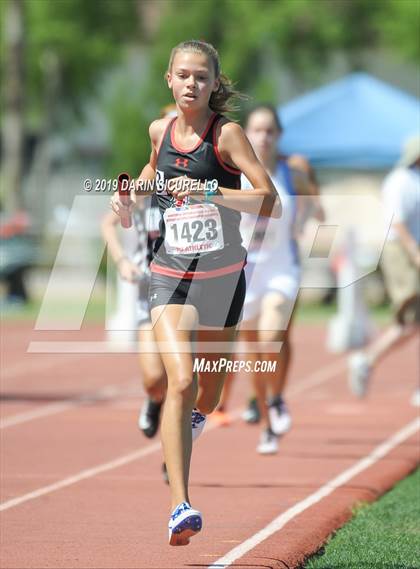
[167,373,196,401]
[144,374,167,401]
[143,370,166,390]
[196,376,224,414]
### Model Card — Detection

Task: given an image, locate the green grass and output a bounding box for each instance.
[0,296,106,323]
[304,468,420,569]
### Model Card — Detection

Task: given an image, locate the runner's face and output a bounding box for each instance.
[168,51,219,111]
[245,110,281,164]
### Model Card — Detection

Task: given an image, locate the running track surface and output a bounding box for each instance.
[1,321,418,569]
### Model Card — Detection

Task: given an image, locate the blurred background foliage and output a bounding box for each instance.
[0,0,419,208]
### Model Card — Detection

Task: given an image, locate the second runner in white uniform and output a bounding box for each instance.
[241,160,300,321]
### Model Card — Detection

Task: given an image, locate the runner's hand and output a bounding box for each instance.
[117,258,141,283]
[167,176,203,200]
[110,192,135,217]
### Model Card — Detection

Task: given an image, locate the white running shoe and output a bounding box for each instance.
[410,388,420,407]
[257,429,278,455]
[348,352,371,398]
[191,408,207,442]
[268,397,292,436]
[168,501,202,546]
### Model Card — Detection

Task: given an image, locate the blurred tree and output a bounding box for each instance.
[24,0,140,124]
[1,0,25,213]
[0,0,140,214]
[377,0,420,61]
[105,81,152,179]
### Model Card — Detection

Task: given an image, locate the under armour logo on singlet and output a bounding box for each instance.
[175,158,189,168]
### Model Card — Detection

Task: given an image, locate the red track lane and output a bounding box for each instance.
[0,322,419,569]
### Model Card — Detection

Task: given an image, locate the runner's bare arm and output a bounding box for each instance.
[216,122,281,217]
[100,211,141,281]
[289,155,325,223]
[210,122,281,218]
[101,210,124,264]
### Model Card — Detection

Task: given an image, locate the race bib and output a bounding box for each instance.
[163,203,224,256]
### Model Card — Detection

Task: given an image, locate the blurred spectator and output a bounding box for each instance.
[348,135,420,406]
[0,206,34,307]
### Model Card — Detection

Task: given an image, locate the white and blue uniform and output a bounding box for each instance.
[240,161,300,321]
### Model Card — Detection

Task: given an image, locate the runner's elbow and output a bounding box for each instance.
[272,195,282,218]
[260,194,282,218]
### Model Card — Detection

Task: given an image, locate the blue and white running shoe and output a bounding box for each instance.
[168,501,202,546]
[191,408,206,442]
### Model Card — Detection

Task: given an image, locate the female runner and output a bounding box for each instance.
[239,104,325,453]
[111,40,280,546]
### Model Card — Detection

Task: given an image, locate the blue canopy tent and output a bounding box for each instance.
[279,72,420,169]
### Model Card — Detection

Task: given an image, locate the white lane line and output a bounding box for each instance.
[1,401,85,429]
[0,357,347,512]
[0,383,138,429]
[0,442,161,512]
[207,417,420,569]
[0,408,241,513]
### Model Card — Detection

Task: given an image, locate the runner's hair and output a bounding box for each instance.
[167,40,246,114]
[244,103,283,132]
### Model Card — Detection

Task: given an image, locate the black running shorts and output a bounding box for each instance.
[149,270,246,328]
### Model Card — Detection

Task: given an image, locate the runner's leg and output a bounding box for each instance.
[151,304,198,508]
[138,326,167,402]
[195,326,238,414]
